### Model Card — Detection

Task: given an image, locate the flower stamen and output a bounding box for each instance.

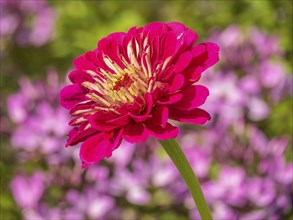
[82,48,152,108]
[86,93,111,107]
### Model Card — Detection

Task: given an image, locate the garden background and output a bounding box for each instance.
[1,0,292,219]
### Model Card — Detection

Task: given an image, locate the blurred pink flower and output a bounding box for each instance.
[239,210,266,220]
[0,0,55,46]
[184,145,211,179]
[7,70,71,163]
[59,22,219,168]
[203,166,246,206]
[206,25,291,114]
[11,171,44,209]
[248,178,276,206]
[249,27,282,58]
[66,189,115,219]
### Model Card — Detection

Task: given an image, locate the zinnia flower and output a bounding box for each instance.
[60,22,219,168]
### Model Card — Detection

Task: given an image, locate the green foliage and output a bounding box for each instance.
[0,140,21,220]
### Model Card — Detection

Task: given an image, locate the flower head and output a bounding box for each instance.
[60,22,219,168]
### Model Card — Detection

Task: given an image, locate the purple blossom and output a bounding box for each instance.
[0,0,55,46]
[204,25,291,122]
[7,70,71,163]
[11,171,44,209]
[247,177,276,206]
[65,189,116,219]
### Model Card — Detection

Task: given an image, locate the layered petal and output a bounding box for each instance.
[149,105,169,128]
[129,93,153,122]
[185,42,220,82]
[59,84,86,109]
[158,93,183,104]
[122,122,149,143]
[89,111,128,131]
[169,108,211,124]
[171,85,209,110]
[68,70,93,84]
[80,132,113,168]
[167,22,198,50]
[174,51,193,73]
[66,124,97,147]
[145,122,179,140]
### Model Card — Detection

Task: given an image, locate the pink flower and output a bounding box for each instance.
[60,22,219,168]
[10,171,44,209]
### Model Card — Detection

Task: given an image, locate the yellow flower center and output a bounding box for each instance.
[82,57,148,108]
[81,38,172,109]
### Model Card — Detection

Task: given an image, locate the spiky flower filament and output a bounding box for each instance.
[82,48,151,109]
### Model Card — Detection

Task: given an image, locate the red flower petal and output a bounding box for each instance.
[80,132,113,168]
[173,85,209,110]
[161,32,178,60]
[167,22,198,49]
[129,93,153,122]
[143,22,168,41]
[149,105,169,128]
[73,54,96,71]
[145,122,178,140]
[169,108,211,124]
[59,84,86,109]
[107,114,131,126]
[98,32,127,68]
[175,51,193,73]
[66,125,97,147]
[168,74,185,93]
[68,70,93,84]
[69,100,95,116]
[122,122,149,143]
[158,93,183,105]
[89,111,121,131]
[111,128,124,151]
[185,42,220,82]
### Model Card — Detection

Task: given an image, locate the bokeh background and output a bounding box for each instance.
[1,0,292,220]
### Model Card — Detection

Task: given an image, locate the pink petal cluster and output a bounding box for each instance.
[60,22,219,168]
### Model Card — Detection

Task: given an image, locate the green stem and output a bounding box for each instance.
[159,139,212,220]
